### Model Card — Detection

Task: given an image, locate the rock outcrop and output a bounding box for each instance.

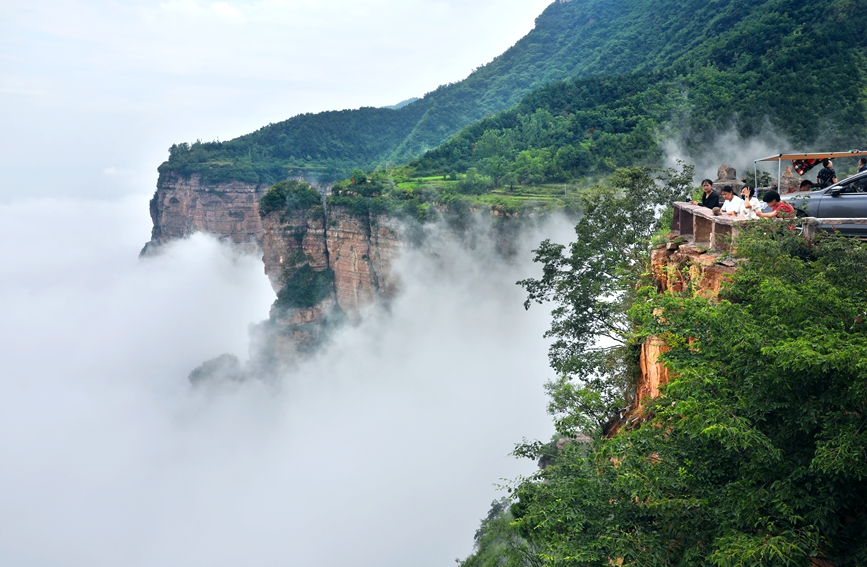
[143,173,268,254]
[254,198,400,365]
[633,241,736,410]
[147,174,402,370]
[712,163,745,194]
[606,237,738,436]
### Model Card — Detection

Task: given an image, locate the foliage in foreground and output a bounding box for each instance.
[518,163,694,435]
[493,223,867,566]
[459,499,542,567]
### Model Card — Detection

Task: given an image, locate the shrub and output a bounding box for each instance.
[274,265,335,310]
[259,180,321,216]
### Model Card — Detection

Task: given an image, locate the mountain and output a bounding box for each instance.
[156,0,867,189]
[410,0,867,183]
[158,0,605,186]
[384,98,420,111]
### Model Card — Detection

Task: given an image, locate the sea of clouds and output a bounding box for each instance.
[0,195,566,567]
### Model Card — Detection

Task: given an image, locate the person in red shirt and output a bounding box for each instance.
[755,190,795,219]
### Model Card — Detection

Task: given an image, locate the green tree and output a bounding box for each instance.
[510,221,867,566]
[518,163,694,433]
[459,499,541,567]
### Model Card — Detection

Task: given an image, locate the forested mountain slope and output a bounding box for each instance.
[410,0,867,183]
[159,0,867,187]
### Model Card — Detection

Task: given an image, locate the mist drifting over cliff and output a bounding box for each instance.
[0,196,563,567]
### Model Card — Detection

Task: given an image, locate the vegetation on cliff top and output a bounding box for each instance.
[327,168,582,223]
[259,180,322,216]
[455,168,867,565]
[156,0,867,187]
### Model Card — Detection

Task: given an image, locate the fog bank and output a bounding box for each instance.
[0,197,562,567]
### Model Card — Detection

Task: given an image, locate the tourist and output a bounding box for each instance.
[816,159,837,188]
[739,186,761,218]
[715,185,743,216]
[857,158,867,192]
[690,179,720,209]
[799,180,814,192]
[755,190,796,219]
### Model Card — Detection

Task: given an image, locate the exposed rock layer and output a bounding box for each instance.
[256,204,400,365]
[260,206,399,310]
[607,240,737,437]
[147,175,401,366]
[143,173,268,256]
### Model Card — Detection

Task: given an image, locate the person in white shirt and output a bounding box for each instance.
[715,185,743,216]
[738,186,761,218]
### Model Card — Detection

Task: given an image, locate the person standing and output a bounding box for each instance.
[690,179,720,209]
[816,159,837,188]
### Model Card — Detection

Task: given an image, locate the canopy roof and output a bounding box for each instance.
[755,151,865,162]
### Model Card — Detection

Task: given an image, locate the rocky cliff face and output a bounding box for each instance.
[634,242,736,407]
[144,173,267,253]
[255,200,400,365]
[607,239,738,436]
[260,205,399,314]
[146,175,402,370]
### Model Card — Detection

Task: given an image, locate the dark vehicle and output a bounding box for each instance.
[783,170,867,236]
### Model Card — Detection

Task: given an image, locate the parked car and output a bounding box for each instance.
[782,170,867,236]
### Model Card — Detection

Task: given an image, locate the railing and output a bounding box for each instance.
[670,202,747,250]
[671,202,867,248]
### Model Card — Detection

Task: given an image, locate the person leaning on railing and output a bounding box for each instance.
[738,186,761,219]
[714,185,743,216]
[690,179,720,209]
[755,190,795,219]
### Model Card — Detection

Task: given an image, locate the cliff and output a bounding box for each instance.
[143,173,267,254]
[616,207,741,434]
[257,197,400,364]
[142,172,402,374]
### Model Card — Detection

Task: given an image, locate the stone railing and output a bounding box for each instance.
[671,202,867,248]
[670,202,747,250]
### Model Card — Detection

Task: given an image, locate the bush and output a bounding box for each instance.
[259,180,321,216]
[274,265,335,310]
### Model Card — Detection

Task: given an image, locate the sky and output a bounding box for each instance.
[0,2,563,566]
[0,0,552,201]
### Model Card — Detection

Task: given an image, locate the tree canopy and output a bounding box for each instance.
[508,223,867,565]
[455,172,867,566]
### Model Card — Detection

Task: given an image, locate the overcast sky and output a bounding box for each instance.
[0,0,552,201]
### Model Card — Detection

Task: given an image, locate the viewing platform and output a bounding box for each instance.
[670,202,867,249]
[670,202,746,250]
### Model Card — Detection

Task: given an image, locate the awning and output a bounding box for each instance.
[755,151,865,162]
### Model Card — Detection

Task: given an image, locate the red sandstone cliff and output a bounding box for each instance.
[146,174,402,364]
[260,206,399,313]
[144,173,267,252]
[632,242,737,411]
[256,204,400,363]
